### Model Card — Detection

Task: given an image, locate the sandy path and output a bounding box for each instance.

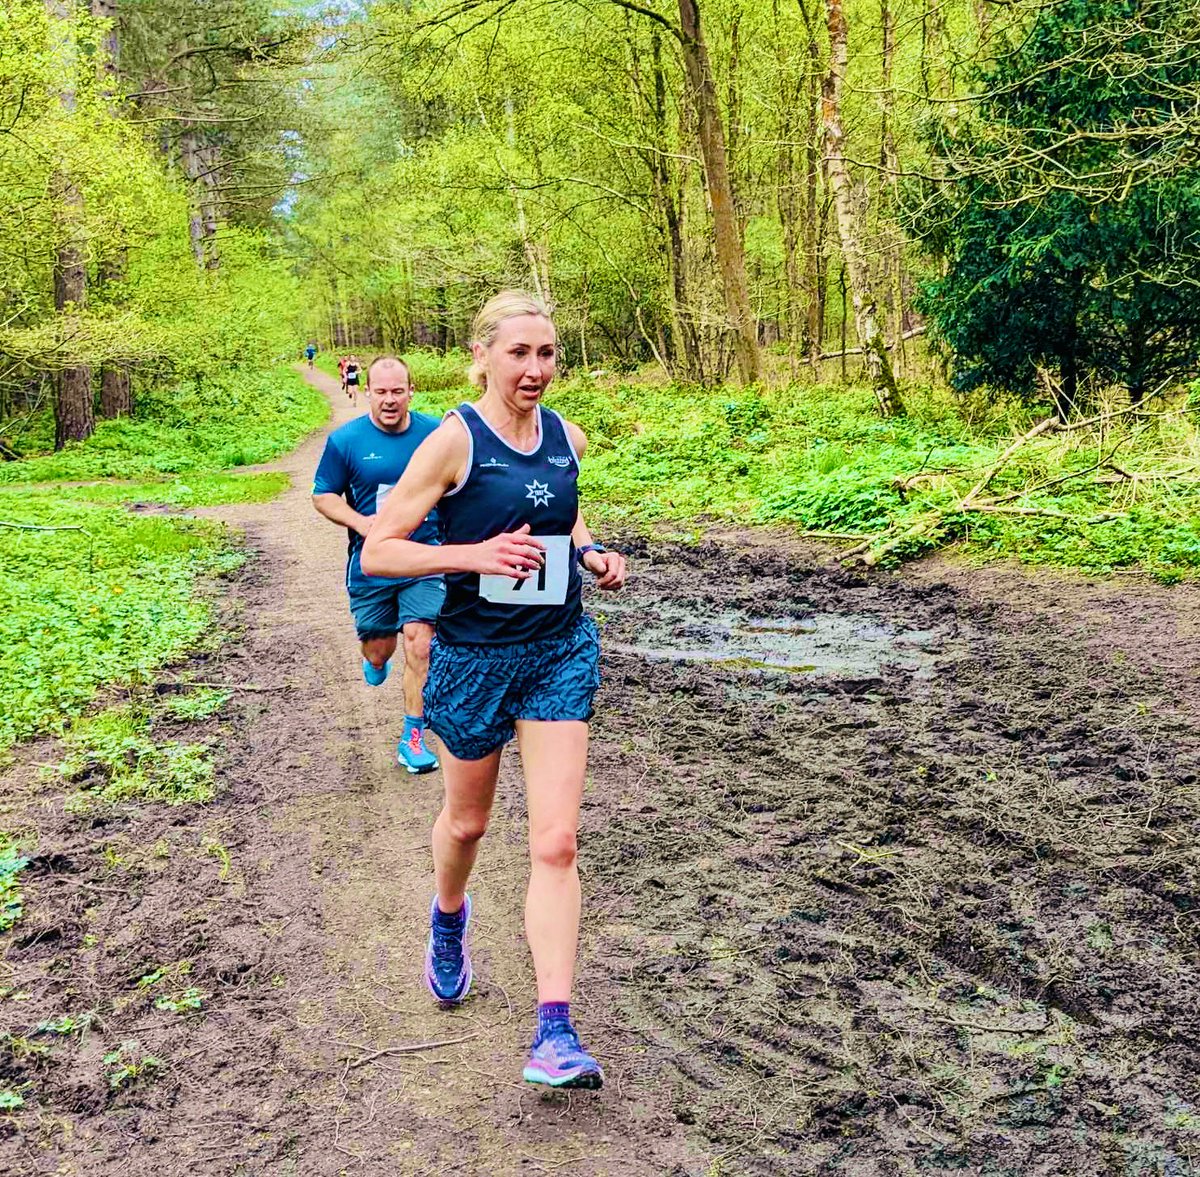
[205,370,699,1175]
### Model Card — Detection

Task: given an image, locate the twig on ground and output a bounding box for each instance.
[937,1015,1050,1034]
[343,1031,478,1069]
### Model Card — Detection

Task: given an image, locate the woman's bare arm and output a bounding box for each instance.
[361,418,547,579]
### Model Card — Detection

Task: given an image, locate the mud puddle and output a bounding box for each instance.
[602,596,940,676]
[576,536,1200,1176]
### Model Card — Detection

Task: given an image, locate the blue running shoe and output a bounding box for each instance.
[363,658,389,686]
[425,895,472,1005]
[523,1019,604,1089]
[397,727,439,775]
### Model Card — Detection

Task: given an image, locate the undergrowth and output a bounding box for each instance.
[56,700,218,812]
[0,497,242,752]
[552,377,1200,581]
[0,366,326,483]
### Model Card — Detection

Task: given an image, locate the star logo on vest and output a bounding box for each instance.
[525,479,555,508]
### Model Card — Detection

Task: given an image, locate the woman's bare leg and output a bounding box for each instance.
[516,719,588,1002]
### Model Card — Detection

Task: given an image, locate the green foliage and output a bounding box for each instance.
[34,1012,94,1036]
[57,706,216,811]
[153,987,205,1014]
[566,375,1200,579]
[0,365,315,754]
[0,1086,26,1111]
[0,838,30,933]
[0,495,240,751]
[913,0,1200,405]
[102,1041,163,1090]
[160,688,230,721]
[406,349,472,392]
[0,367,325,483]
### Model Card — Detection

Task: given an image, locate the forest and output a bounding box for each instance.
[4,0,1200,1172]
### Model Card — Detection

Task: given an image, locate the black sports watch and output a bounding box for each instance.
[577,543,607,567]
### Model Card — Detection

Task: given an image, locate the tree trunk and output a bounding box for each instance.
[822,0,903,415]
[91,0,131,418]
[880,0,905,377]
[649,34,703,382]
[798,0,823,366]
[181,130,206,267]
[773,0,800,366]
[505,97,550,303]
[47,0,94,448]
[676,0,761,384]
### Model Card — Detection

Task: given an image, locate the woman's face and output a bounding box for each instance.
[475,314,556,409]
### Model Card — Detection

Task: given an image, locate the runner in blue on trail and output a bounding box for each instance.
[312,355,445,774]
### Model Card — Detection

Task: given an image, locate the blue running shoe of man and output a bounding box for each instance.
[362,658,389,686]
[426,894,472,1004]
[398,726,439,774]
[523,1018,604,1089]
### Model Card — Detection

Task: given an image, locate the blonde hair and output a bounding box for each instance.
[467,290,553,390]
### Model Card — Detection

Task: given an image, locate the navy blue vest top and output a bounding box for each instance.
[437,403,583,646]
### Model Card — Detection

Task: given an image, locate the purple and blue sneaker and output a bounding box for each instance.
[523,1018,604,1089]
[425,894,472,1005]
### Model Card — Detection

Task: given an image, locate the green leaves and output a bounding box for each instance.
[0,841,30,933]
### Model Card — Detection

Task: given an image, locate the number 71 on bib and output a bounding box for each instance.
[479,534,571,606]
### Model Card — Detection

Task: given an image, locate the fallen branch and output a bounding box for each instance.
[969,505,1125,522]
[937,1015,1050,1035]
[797,530,873,541]
[342,1032,478,1069]
[0,520,92,536]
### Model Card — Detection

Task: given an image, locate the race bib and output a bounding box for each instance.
[376,483,394,513]
[479,534,571,607]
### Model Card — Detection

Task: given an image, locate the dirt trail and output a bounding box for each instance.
[7,369,1200,1175]
[197,370,700,1173]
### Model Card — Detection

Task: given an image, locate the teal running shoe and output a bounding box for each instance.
[397,727,439,774]
[362,658,389,686]
[426,895,472,1005]
[523,1019,604,1089]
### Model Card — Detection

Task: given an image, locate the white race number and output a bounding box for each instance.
[479,534,571,607]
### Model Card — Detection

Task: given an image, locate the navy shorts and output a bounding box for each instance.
[424,615,600,761]
[349,576,445,641]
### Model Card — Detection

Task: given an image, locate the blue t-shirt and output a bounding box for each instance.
[312,411,441,586]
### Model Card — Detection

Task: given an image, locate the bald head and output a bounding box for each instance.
[367,356,411,388]
[365,357,414,433]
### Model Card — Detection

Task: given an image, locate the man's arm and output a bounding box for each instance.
[313,492,372,538]
[311,436,370,535]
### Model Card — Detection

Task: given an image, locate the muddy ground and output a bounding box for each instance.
[3,374,1199,1174]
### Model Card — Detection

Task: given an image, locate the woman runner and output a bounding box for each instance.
[361,290,626,1089]
[344,355,362,403]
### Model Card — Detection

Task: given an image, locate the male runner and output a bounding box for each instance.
[312,356,444,773]
[305,342,316,368]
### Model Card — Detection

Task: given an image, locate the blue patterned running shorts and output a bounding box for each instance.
[424,615,601,761]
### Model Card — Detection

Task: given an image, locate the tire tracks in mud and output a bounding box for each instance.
[584,540,1200,1175]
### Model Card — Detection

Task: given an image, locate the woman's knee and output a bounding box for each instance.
[530,826,578,871]
[443,810,489,846]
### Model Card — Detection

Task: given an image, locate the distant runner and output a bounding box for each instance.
[305,342,316,368]
[338,355,348,395]
[312,356,445,774]
[362,291,627,1089]
[345,355,362,404]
